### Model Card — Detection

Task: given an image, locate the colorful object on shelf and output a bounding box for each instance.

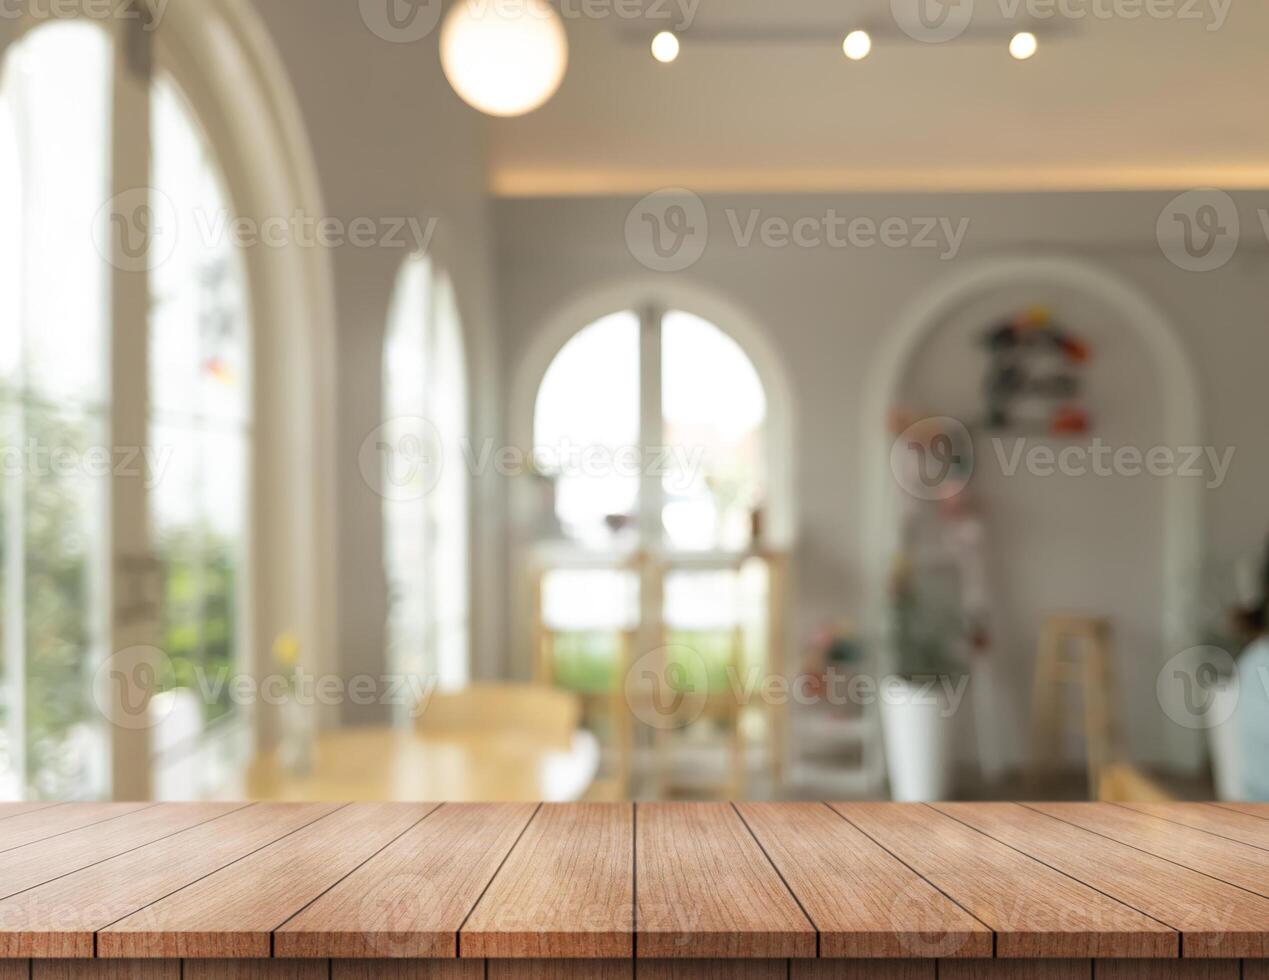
[981,306,1092,435]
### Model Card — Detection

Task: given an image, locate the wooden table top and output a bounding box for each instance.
[237,727,600,803]
[0,801,1267,961]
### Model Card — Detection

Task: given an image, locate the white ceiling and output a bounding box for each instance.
[486,0,1268,195]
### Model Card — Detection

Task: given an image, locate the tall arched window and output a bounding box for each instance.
[532,307,770,697]
[0,19,254,800]
[382,253,470,710]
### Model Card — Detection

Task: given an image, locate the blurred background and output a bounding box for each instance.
[1,0,1267,805]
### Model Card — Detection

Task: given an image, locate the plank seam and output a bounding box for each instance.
[930,804,1181,949]
[1,802,256,913]
[91,802,348,948]
[455,801,544,958]
[632,801,638,967]
[1211,803,1269,825]
[730,803,819,956]
[1019,802,1269,904]
[0,803,163,857]
[266,802,444,948]
[0,803,63,828]
[822,802,995,952]
[1110,802,1269,855]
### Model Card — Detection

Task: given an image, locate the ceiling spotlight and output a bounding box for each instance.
[440,0,569,117]
[843,30,872,61]
[651,30,680,64]
[1009,31,1038,60]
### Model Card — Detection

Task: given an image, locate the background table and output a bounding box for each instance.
[1,802,1268,978]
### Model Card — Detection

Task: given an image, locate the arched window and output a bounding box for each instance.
[0,19,258,800]
[531,307,771,699]
[534,309,767,552]
[1,22,113,799]
[382,254,470,709]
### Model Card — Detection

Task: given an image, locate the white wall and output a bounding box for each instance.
[494,190,1269,772]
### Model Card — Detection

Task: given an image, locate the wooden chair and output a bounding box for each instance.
[415,683,582,748]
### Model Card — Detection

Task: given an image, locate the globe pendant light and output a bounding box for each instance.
[440,0,569,117]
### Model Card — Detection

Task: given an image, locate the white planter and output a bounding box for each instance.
[880,679,956,802]
[1207,680,1242,801]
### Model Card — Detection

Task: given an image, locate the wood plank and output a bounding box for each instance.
[0,804,245,900]
[1245,962,1269,979]
[832,804,1176,959]
[274,803,536,959]
[461,803,632,959]
[792,962,936,979]
[0,962,26,980]
[737,803,990,959]
[0,803,152,854]
[490,962,630,980]
[938,965,1090,979]
[31,962,178,980]
[332,962,482,980]
[1029,803,1269,899]
[1094,962,1239,979]
[635,802,815,959]
[0,803,60,823]
[0,803,339,957]
[100,803,434,958]
[1214,803,1269,820]
[935,803,1269,959]
[1118,803,1269,850]
[183,964,326,980]
[635,963,785,980]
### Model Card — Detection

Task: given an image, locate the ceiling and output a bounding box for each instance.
[485,0,1268,195]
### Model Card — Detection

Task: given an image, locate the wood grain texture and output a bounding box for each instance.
[490,961,631,980]
[1093,962,1239,979]
[635,962,786,980]
[935,803,1269,959]
[635,802,815,959]
[0,804,245,901]
[461,803,633,958]
[183,963,326,980]
[791,961,936,979]
[1029,803,1269,898]
[100,804,434,959]
[0,803,59,823]
[32,962,178,980]
[832,804,1176,959]
[275,803,535,958]
[737,803,990,959]
[1214,803,1269,821]
[0,963,22,980]
[1245,962,1269,979]
[0,803,152,854]
[332,962,482,980]
[1118,803,1269,850]
[0,803,339,958]
[938,963,1090,979]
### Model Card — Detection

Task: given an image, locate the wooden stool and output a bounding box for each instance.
[1030,615,1119,797]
